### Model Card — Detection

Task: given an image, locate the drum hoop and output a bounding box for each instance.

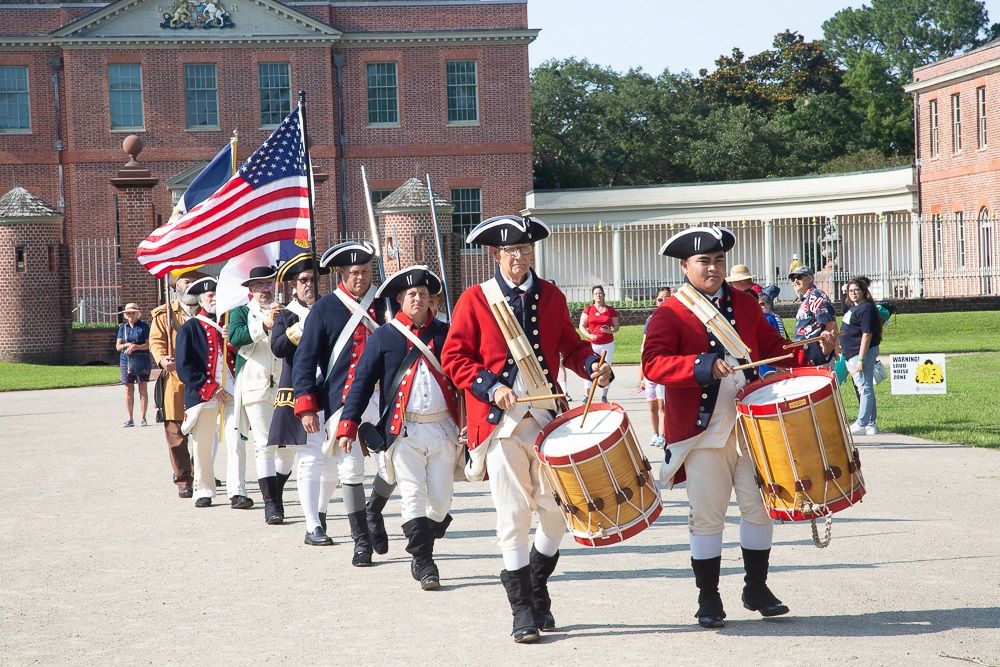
[534,402,628,466]
[573,502,663,547]
[736,367,836,418]
[766,484,866,522]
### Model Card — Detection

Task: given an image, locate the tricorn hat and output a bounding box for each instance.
[185,276,217,296]
[240,265,278,287]
[466,214,550,247]
[276,252,328,284]
[320,241,376,269]
[659,226,736,260]
[374,265,443,300]
[726,264,756,282]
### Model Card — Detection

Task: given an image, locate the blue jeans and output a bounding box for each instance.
[851,345,879,427]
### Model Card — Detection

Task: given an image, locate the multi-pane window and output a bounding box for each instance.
[977,86,987,149]
[259,63,291,126]
[451,188,482,247]
[951,93,961,153]
[185,64,219,129]
[957,212,967,268]
[15,246,25,273]
[366,63,398,125]
[0,66,30,132]
[929,99,939,157]
[109,64,144,130]
[932,214,943,270]
[370,189,392,207]
[446,60,478,123]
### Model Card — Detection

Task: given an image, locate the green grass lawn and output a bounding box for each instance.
[0,362,120,392]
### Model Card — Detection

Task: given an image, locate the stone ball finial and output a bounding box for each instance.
[122,135,144,167]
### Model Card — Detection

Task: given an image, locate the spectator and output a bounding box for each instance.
[117,302,152,427]
[757,293,787,377]
[789,265,837,366]
[579,285,620,402]
[639,287,671,447]
[726,264,762,295]
[840,277,883,436]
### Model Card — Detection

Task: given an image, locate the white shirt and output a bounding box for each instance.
[408,358,448,415]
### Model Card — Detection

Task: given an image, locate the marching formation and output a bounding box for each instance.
[150,215,842,643]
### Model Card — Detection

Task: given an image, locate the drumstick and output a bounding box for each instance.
[516,393,565,403]
[783,335,824,350]
[580,350,608,427]
[730,353,793,371]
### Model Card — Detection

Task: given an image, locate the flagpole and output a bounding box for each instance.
[229,129,238,175]
[297,90,322,299]
[425,173,452,321]
[362,165,393,323]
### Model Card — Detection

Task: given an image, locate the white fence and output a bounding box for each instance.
[73,238,121,324]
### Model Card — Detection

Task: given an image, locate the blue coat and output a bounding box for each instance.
[175,313,236,409]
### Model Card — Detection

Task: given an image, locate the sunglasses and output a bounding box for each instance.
[656,296,667,302]
[297,276,315,284]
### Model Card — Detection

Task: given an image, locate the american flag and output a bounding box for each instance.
[137,107,311,278]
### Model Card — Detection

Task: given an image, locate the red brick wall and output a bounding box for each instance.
[69,327,119,365]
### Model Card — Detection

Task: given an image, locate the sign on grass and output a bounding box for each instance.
[890,354,947,395]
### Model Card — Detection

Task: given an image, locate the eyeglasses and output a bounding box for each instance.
[297,276,315,284]
[499,244,534,257]
[656,296,667,302]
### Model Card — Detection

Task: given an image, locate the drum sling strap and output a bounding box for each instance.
[326,286,378,382]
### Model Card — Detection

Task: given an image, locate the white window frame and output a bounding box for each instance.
[952,93,962,153]
[929,99,939,158]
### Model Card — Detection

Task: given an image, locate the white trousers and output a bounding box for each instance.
[189,399,234,500]
[391,420,458,523]
[583,341,615,396]
[240,399,291,479]
[685,430,772,535]
[486,415,566,552]
[298,410,368,531]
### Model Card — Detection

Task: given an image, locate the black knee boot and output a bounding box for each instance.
[366,490,391,555]
[500,567,540,643]
[741,548,789,617]
[274,471,291,518]
[259,477,282,525]
[347,511,374,567]
[528,547,559,631]
[691,557,726,628]
[430,513,453,540]
[402,518,439,590]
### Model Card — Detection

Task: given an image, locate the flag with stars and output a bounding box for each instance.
[137,107,311,278]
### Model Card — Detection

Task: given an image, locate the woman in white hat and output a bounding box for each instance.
[116,302,152,427]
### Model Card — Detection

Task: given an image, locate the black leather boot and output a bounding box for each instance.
[500,567,540,643]
[402,518,440,590]
[348,510,374,567]
[529,547,559,631]
[318,511,327,533]
[741,548,789,617]
[259,476,282,525]
[366,491,390,555]
[430,514,453,540]
[691,557,726,628]
[274,471,291,518]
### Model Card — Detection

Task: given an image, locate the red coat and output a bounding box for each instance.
[442,273,597,450]
[642,284,808,445]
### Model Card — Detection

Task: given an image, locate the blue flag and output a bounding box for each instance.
[176,142,234,215]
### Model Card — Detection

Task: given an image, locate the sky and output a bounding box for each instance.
[527,0,1000,75]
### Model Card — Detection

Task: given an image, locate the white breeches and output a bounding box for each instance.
[189,399,234,500]
[390,420,458,523]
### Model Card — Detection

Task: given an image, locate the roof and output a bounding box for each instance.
[0,186,61,219]
[375,177,452,212]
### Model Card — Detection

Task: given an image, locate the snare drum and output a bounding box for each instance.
[735,367,865,522]
[535,403,662,547]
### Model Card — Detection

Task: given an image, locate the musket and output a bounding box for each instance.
[361,165,394,322]
[425,173,452,321]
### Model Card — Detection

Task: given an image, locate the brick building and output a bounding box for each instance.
[907,42,1000,297]
[0,0,535,357]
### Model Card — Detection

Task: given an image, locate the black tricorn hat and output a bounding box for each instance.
[240,265,278,287]
[466,214,550,247]
[320,241,376,269]
[185,276,217,296]
[658,226,736,260]
[374,265,443,299]
[275,252,328,283]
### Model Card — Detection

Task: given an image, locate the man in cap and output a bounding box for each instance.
[175,277,252,509]
[227,265,283,523]
[441,215,611,644]
[293,241,386,560]
[642,226,835,629]
[265,253,324,524]
[335,266,460,590]
[150,270,205,497]
[789,264,837,366]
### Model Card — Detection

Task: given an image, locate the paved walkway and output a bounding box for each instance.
[1,366,998,666]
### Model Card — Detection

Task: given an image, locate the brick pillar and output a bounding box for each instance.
[380,208,458,303]
[110,136,160,315]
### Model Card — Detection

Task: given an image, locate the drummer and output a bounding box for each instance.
[642,226,835,630]
[441,215,611,644]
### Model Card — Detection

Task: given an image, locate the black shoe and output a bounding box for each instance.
[741,547,790,618]
[403,518,440,588]
[304,526,334,546]
[500,567,540,644]
[348,510,373,567]
[529,547,559,631]
[178,485,193,499]
[230,495,254,510]
[420,573,441,591]
[194,497,212,508]
[366,492,390,555]
[692,556,727,629]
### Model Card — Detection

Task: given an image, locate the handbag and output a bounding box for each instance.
[153,372,166,423]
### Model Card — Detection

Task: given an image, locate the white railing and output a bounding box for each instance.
[72,238,121,324]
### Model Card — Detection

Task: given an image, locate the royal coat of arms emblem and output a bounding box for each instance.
[159,1,235,29]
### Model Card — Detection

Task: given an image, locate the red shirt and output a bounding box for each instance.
[584,304,618,345]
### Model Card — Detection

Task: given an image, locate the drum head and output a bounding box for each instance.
[540,406,625,459]
[742,374,831,406]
